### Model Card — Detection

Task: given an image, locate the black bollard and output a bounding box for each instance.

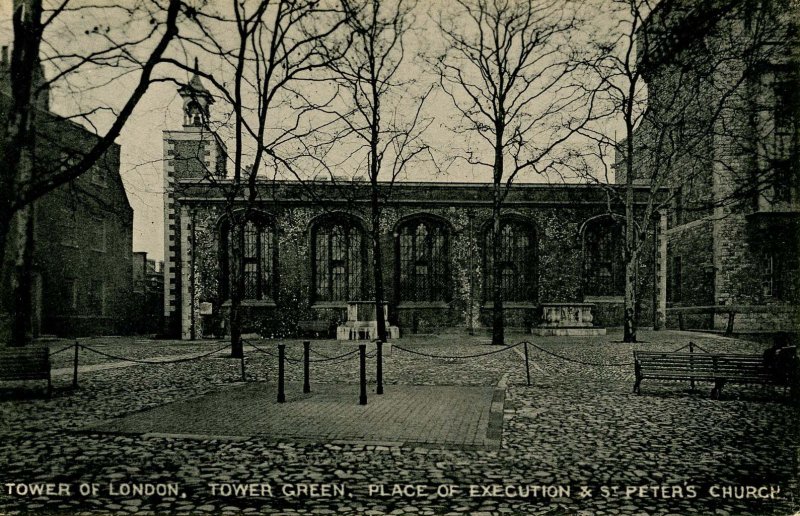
[303,341,310,394]
[72,341,79,389]
[278,344,286,403]
[689,341,695,391]
[523,342,531,387]
[359,344,367,405]
[241,352,246,382]
[376,340,384,395]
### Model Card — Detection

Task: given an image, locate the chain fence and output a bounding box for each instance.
[78,343,230,364]
[48,344,75,357]
[519,341,635,368]
[246,341,364,363]
[392,342,523,359]
[45,335,710,400]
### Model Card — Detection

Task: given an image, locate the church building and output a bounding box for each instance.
[161,73,665,340]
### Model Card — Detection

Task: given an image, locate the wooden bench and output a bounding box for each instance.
[633,349,795,399]
[297,320,331,338]
[0,346,51,397]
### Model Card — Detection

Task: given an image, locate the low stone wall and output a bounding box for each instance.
[587,300,623,328]
[478,305,537,332]
[713,308,798,332]
[666,305,799,333]
[397,305,459,333]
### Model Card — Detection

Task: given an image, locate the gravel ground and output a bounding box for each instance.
[1,330,797,515]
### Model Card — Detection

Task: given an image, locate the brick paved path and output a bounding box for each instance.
[87,383,502,449]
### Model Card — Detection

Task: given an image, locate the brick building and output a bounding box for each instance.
[631,0,799,333]
[163,71,665,340]
[0,49,134,337]
[132,252,164,334]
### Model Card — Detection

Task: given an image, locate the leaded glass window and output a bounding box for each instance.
[223,214,275,301]
[484,219,536,302]
[313,218,364,302]
[397,218,449,302]
[583,217,624,296]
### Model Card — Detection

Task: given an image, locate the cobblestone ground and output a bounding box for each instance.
[0,330,798,515]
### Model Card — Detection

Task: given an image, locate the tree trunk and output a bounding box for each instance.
[623,246,638,343]
[0,217,9,268]
[229,221,244,358]
[0,1,42,345]
[370,186,387,342]
[230,302,243,358]
[10,201,35,346]
[623,121,637,343]
[491,171,504,346]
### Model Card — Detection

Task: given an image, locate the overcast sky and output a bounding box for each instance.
[1,0,626,262]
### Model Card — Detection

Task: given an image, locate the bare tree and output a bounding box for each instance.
[1,0,184,345]
[576,0,793,341]
[322,0,433,342]
[169,0,349,356]
[436,0,597,345]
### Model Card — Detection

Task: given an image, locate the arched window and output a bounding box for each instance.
[312,216,364,302]
[186,100,203,126]
[221,213,276,301]
[396,217,449,302]
[484,218,537,302]
[583,216,624,297]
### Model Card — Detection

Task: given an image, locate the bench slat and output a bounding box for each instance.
[0,346,51,397]
[632,348,793,397]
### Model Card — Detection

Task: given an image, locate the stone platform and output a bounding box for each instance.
[534,302,606,336]
[533,327,607,336]
[84,382,502,449]
[337,301,400,341]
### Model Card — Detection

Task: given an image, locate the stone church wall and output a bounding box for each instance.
[172,189,657,339]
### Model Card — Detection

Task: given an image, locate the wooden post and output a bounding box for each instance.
[303,341,310,394]
[725,311,735,336]
[278,344,286,403]
[72,341,79,389]
[689,341,695,391]
[359,344,367,405]
[376,340,384,395]
[524,342,531,386]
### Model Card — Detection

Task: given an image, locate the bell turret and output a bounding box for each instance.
[178,58,213,128]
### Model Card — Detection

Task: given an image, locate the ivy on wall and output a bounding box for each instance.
[184,201,654,335]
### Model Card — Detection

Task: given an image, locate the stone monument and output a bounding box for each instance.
[336,301,400,341]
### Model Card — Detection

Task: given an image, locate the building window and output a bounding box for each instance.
[671,256,682,303]
[770,159,795,205]
[483,218,537,302]
[87,280,105,315]
[312,216,364,303]
[774,77,796,138]
[91,219,106,252]
[674,186,684,226]
[583,216,624,297]
[397,217,449,302]
[60,278,78,314]
[221,214,276,301]
[59,208,77,247]
[186,100,204,127]
[91,164,106,187]
[762,253,778,299]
